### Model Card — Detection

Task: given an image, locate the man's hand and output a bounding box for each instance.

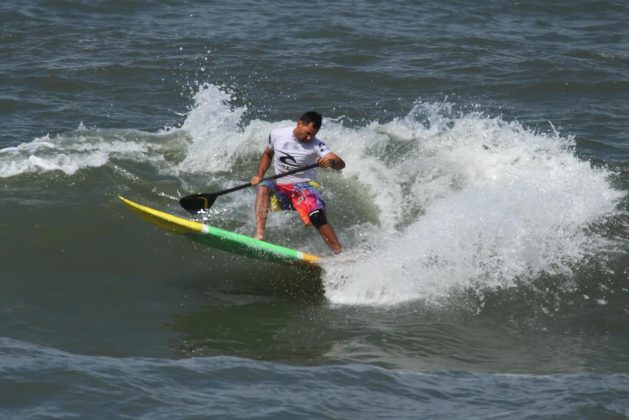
[318,153,345,170]
[251,148,274,185]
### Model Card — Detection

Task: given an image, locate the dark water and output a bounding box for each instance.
[2,0,629,418]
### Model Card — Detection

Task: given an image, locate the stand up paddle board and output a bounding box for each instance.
[119,196,321,266]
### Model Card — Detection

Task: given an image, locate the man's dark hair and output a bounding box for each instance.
[299,111,323,129]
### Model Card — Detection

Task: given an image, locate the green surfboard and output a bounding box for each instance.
[119,196,321,266]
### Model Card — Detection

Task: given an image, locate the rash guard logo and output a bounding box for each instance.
[277,151,298,167]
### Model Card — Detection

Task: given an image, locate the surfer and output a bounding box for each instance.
[251,111,346,254]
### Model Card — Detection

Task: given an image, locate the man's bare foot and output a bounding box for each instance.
[254,233,264,241]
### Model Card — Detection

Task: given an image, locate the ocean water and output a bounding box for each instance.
[2,0,629,418]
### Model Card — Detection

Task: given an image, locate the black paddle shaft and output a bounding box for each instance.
[179,163,319,213]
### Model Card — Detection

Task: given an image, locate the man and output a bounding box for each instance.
[250,111,346,254]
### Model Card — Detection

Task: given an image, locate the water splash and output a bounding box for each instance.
[323,103,623,305]
[172,83,255,174]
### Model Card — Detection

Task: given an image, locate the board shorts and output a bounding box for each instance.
[259,180,325,226]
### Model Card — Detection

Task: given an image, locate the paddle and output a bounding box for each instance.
[179,163,319,214]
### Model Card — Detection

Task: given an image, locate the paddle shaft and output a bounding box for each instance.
[213,162,319,197]
[179,163,320,213]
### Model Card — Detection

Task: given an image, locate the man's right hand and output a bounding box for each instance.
[252,148,274,186]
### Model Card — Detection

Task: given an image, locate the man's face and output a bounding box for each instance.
[294,121,319,142]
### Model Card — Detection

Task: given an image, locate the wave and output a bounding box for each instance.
[1,336,627,418]
[2,83,625,306]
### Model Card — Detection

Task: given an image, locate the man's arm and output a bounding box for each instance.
[318,152,345,170]
[251,148,274,185]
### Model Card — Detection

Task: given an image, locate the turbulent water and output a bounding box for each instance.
[2,0,629,418]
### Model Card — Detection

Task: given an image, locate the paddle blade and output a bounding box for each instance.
[179,193,218,214]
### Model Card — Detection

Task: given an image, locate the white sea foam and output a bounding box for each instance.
[322,103,623,305]
[0,129,168,177]
[0,84,249,178]
[171,83,257,173]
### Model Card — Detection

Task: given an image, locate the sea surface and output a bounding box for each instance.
[2,0,629,418]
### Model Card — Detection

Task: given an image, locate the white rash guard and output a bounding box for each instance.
[266,126,331,184]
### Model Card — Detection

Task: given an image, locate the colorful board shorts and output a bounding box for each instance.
[259,180,325,226]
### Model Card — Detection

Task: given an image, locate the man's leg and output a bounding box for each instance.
[255,185,270,240]
[317,223,342,254]
[309,209,342,254]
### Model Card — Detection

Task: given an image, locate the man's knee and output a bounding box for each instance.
[309,209,328,229]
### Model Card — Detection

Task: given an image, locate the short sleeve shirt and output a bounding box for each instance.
[267,126,331,184]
